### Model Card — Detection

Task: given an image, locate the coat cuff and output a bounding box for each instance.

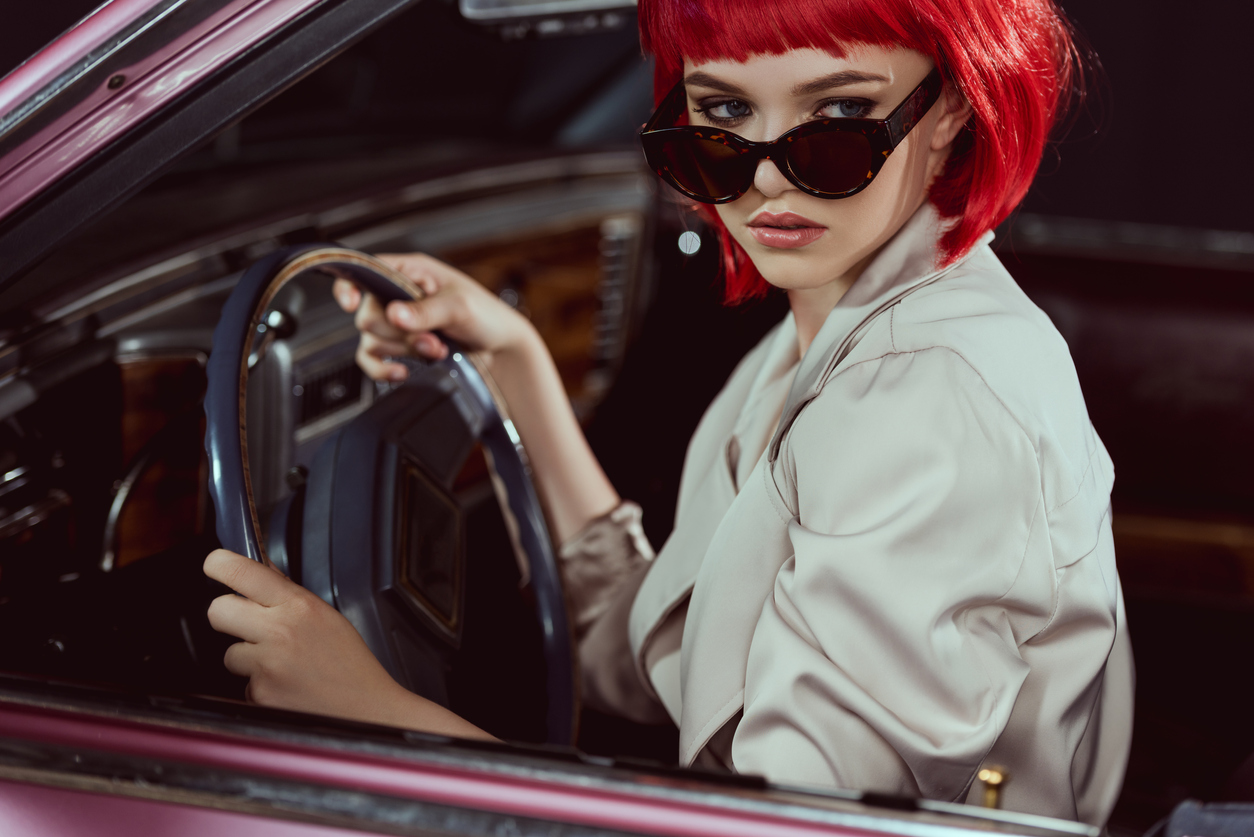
[558,501,655,638]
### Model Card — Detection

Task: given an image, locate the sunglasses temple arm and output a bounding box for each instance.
[886,69,944,147]
[643,80,690,133]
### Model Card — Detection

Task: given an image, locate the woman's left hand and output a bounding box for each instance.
[204,549,412,722]
[204,550,498,741]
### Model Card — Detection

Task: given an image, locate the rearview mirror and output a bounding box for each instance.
[459,0,636,38]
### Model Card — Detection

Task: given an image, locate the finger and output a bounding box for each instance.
[363,329,447,362]
[203,549,297,608]
[361,333,412,360]
[410,332,449,360]
[332,279,361,313]
[376,253,443,296]
[223,640,260,678]
[386,295,463,334]
[356,343,409,383]
[207,592,269,643]
[354,292,407,341]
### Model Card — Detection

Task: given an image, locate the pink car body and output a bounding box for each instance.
[0,689,931,837]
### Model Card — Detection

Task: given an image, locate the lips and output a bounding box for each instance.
[747,211,827,249]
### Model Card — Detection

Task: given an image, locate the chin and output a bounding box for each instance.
[744,245,853,293]
[754,262,842,292]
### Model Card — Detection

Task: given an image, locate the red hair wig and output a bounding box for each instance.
[639,0,1084,304]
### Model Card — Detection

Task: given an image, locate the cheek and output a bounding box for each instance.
[712,202,744,238]
[810,138,934,258]
[712,202,764,266]
[886,123,941,198]
[862,135,933,217]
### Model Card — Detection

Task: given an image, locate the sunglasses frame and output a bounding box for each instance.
[640,67,944,203]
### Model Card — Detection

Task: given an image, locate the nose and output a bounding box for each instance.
[753,156,793,199]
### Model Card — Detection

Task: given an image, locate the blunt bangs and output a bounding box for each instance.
[641,0,913,102]
[639,0,1084,305]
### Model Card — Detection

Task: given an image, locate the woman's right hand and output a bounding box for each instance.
[336,250,620,543]
[333,252,536,382]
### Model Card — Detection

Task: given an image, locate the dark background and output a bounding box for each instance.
[1019,0,1254,233]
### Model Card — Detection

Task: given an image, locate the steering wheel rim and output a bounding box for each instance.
[204,244,575,744]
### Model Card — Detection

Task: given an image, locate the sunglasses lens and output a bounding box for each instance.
[657,136,752,201]
[788,130,874,195]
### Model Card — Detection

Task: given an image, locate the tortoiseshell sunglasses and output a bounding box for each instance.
[640,68,943,203]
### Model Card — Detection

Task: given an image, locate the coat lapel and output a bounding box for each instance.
[730,316,799,490]
[677,450,793,765]
[769,205,992,462]
[635,203,995,764]
[627,447,736,670]
[627,318,795,681]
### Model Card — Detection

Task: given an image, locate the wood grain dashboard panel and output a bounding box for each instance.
[110,355,208,569]
[439,222,614,419]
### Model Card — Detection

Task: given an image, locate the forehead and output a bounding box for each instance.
[682,45,930,89]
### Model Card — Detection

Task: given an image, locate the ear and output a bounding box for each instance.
[929,84,974,152]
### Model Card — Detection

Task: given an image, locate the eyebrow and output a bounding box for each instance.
[682,69,890,98]
[791,70,890,96]
[682,72,748,96]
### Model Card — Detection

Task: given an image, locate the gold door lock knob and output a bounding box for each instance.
[977,766,1009,809]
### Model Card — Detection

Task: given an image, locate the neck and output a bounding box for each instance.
[787,251,871,357]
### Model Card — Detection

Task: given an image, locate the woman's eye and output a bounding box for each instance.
[699,100,751,121]
[819,99,871,119]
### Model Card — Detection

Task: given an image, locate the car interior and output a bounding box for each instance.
[0,1,1251,833]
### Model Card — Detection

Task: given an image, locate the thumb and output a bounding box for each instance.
[386,296,458,334]
[332,279,361,313]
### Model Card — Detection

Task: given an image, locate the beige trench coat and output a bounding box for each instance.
[563,203,1133,826]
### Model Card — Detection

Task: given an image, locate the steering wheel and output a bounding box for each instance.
[203,245,575,745]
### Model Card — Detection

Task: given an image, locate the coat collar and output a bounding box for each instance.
[768,202,992,462]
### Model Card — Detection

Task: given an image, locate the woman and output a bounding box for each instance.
[205,0,1133,824]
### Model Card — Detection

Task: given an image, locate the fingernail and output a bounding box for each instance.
[388,366,408,382]
[391,304,415,328]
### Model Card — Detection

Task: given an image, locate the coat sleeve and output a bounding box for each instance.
[558,501,654,637]
[733,346,1051,800]
[558,502,670,723]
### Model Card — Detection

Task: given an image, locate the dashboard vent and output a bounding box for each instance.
[297,359,366,427]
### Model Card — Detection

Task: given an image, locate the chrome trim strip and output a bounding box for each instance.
[1002,214,1254,270]
[0,489,70,540]
[0,466,30,501]
[458,0,635,22]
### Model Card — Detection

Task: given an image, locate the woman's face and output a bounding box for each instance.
[683,46,968,297]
